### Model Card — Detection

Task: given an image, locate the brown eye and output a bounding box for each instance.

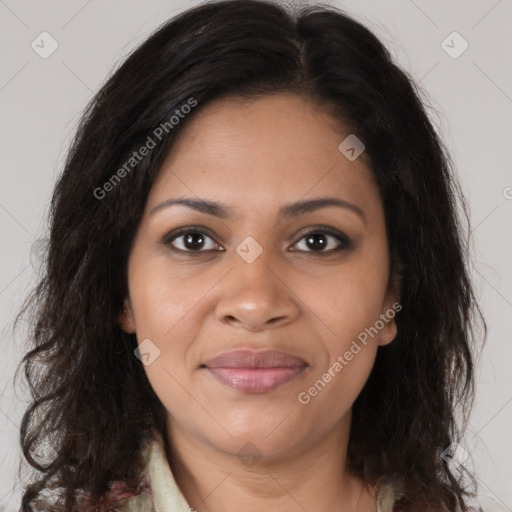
[291,228,352,254]
[163,229,222,253]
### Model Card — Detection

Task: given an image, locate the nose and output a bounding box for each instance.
[214,251,300,332]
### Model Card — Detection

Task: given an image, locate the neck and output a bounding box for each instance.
[164,416,377,512]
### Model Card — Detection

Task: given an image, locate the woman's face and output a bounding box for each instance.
[121,93,398,461]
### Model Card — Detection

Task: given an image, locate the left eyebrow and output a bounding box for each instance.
[278,196,365,223]
[149,195,366,223]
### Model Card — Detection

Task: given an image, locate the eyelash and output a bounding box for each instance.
[162,225,352,256]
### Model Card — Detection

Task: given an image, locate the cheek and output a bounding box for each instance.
[127,254,204,406]
[299,264,388,348]
[297,342,376,428]
[296,268,384,414]
[293,252,388,403]
[128,250,209,339]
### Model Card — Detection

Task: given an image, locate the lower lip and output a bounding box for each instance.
[205,366,306,393]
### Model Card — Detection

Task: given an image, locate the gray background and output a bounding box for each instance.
[1,0,511,510]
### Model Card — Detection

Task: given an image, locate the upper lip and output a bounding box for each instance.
[202,349,308,369]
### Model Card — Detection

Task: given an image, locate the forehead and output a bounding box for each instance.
[147,93,378,218]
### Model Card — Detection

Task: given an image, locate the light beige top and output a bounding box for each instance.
[116,428,398,512]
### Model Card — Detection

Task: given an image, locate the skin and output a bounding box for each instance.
[120,93,399,512]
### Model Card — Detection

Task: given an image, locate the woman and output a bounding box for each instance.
[15,0,484,510]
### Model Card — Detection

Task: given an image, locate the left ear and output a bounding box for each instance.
[378,271,401,347]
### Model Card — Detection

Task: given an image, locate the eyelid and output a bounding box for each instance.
[292,225,351,244]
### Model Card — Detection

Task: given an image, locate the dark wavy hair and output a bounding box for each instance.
[14,0,485,510]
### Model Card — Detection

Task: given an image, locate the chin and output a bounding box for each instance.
[211,419,309,459]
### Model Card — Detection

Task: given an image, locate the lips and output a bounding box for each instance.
[201,349,308,393]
